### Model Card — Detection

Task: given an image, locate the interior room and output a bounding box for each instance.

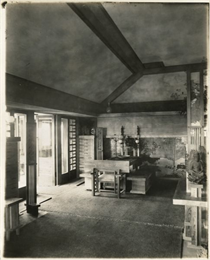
[2,2,208,258]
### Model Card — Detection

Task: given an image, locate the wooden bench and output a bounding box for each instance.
[127,170,154,194]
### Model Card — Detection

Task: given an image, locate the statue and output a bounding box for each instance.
[187,150,206,184]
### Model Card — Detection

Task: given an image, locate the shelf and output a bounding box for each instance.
[173,179,207,208]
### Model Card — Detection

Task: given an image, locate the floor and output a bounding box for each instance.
[4,178,187,258]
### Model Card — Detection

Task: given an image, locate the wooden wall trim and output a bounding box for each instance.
[101,72,143,105]
[6,73,105,116]
[98,111,181,118]
[110,100,186,113]
[143,62,207,75]
[106,134,187,138]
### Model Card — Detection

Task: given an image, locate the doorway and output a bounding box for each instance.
[36,114,55,187]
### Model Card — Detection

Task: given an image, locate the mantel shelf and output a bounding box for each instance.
[106,135,187,138]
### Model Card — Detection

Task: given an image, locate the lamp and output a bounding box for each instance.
[111,134,118,157]
[135,126,140,156]
[119,126,127,155]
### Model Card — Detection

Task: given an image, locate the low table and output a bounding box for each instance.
[127,170,154,194]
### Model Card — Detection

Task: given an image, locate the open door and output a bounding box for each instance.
[36,115,55,187]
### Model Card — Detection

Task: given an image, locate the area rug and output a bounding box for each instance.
[4,210,183,258]
[19,211,48,229]
[4,178,184,258]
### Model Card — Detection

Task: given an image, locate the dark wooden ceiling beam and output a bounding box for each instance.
[143,61,165,69]
[101,72,143,105]
[69,3,207,106]
[110,100,186,113]
[68,3,144,73]
[6,73,105,116]
[143,62,207,75]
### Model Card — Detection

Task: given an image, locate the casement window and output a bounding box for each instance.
[14,113,27,188]
[69,119,77,171]
[61,118,77,174]
[61,118,68,174]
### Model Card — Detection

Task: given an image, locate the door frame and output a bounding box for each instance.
[36,114,55,187]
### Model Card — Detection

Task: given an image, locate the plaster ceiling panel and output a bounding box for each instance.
[6,3,131,103]
[103,3,208,66]
[114,72,187,103]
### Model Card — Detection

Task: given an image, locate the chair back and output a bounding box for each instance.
[84,160,129,173]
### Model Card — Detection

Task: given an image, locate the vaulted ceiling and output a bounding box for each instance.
[6,3,208,109]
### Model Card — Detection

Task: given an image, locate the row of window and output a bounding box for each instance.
[7,113,77,188]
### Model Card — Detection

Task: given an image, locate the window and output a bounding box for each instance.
[61,118,68,174]
[14,113,27,188]
[69,119,76,171]
[61,118,77,174]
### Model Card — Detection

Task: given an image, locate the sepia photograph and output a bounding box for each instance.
[1,1,209,258]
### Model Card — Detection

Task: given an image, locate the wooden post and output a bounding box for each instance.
[26,111,40,216]
[76,118,80,179]
[187,70,191,129]
[200,70,204,127]
[184,70,206,248]
[9,111,15,137]
[55,115,62,185]
[186,70,191,192]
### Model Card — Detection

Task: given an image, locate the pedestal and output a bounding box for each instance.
[173,179,207,248]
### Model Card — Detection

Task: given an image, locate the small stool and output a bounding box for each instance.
[5,198,23,241]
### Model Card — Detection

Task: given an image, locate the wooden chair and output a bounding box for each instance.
[91,168,126,198]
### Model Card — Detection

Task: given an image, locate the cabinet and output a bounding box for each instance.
[79,136,94,190]
[79,135,95,172]
[79,129,104,190]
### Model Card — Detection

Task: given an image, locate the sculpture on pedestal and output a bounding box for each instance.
[187,149,206,184]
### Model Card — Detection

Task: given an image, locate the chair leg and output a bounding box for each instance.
[114,172,116,194]
[123,174,126,194]
[92,172,95,196]
[117,176,120,198]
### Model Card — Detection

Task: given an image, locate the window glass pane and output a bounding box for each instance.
[14,113,27,188]
[61,118,68,174]
[69,119,77,171]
